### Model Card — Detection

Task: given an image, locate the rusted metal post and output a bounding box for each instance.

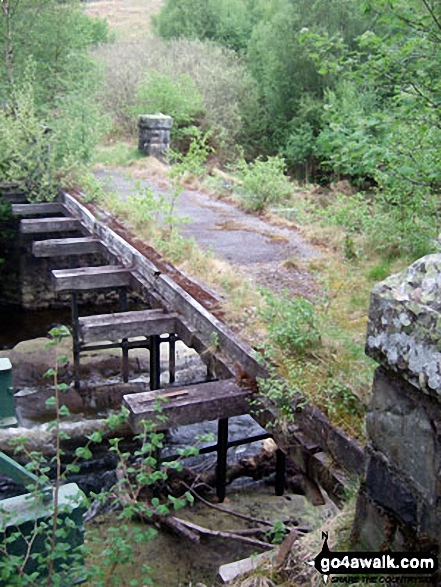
[275,448,286,496]
[216,418,229,502]
[149,335,161,390]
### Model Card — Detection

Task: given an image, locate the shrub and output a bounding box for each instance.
[132,71,204,142]
[0,78,106,201]
[0,85,60,201]
[153,0,256,52]
[259,291,322,357]
[235,156,292,212]
[316,81,386,183]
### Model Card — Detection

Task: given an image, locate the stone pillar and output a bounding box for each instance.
[352,254,441,554]
[138,114,173,160]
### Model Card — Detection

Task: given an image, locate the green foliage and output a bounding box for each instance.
[169,131,214,178]
[316,81,386,182]
[0,1,108,201]
[153,0,258,52]
[0,0,108,109]
[367,260,392,282]
[0,328,203,586]
[0,78,107,201]
[133,71,204,143]
[235,156,292,212]
[0,83,59,200]
[259,290,322,357]
[267,520,288,544]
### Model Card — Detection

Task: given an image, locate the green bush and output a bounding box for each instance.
[0,78,106,201]
[153,0,256,52]
[0,86,58,200]
[132,71,204,143]
[235,156,292,212]
[260,291,322,357]
[316,81,386,183]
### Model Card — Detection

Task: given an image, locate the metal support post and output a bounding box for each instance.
[119,287,129,383]
[149,335,161,391]
[71,292,81,390]
[216,418,229,503]
[169,333,176,385]
[275,448,286,496]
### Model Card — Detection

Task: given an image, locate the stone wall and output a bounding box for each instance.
[352,254,441,555]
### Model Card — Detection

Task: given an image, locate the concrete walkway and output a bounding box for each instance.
[95,169,318,296]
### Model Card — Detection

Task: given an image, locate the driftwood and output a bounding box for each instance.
[115,469,200,543]
[174,518,273,550]
[115,469,274,549]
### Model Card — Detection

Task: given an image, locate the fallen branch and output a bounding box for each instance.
[116,469,200,543]
[174,518,273,550]
[274,530,299,568]
[182,483,274,527]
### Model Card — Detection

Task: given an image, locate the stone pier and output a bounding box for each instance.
[138,114,173,159]
[352,254,441,555]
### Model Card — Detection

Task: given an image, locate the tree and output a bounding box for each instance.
[0,0,109,200]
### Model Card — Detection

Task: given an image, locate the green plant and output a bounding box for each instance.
[132,71,204,144]
[153,0,257,52]
[0,326,86,586]
[0,327,203,586]
[259,291,322,357]
[266,520,288,545]
[169,130,213,178]
[235,156,292,213]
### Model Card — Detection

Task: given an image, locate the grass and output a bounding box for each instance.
[92,142,144,168]
[84,0,163,41]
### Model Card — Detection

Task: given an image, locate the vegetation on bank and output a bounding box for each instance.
[0,0,108,200]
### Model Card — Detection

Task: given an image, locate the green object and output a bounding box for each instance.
[0,358,17,427]
[0,451,86,584]
[0,452,51,502]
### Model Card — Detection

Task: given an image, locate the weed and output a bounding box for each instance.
[168,130,214,179]
[366,260,392,282]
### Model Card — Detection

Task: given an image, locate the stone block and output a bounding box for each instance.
[366,254,441,398]
[367,368,440,502]
[352,487,410,551]
[138,114,174,129]
[365,449,418,526]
